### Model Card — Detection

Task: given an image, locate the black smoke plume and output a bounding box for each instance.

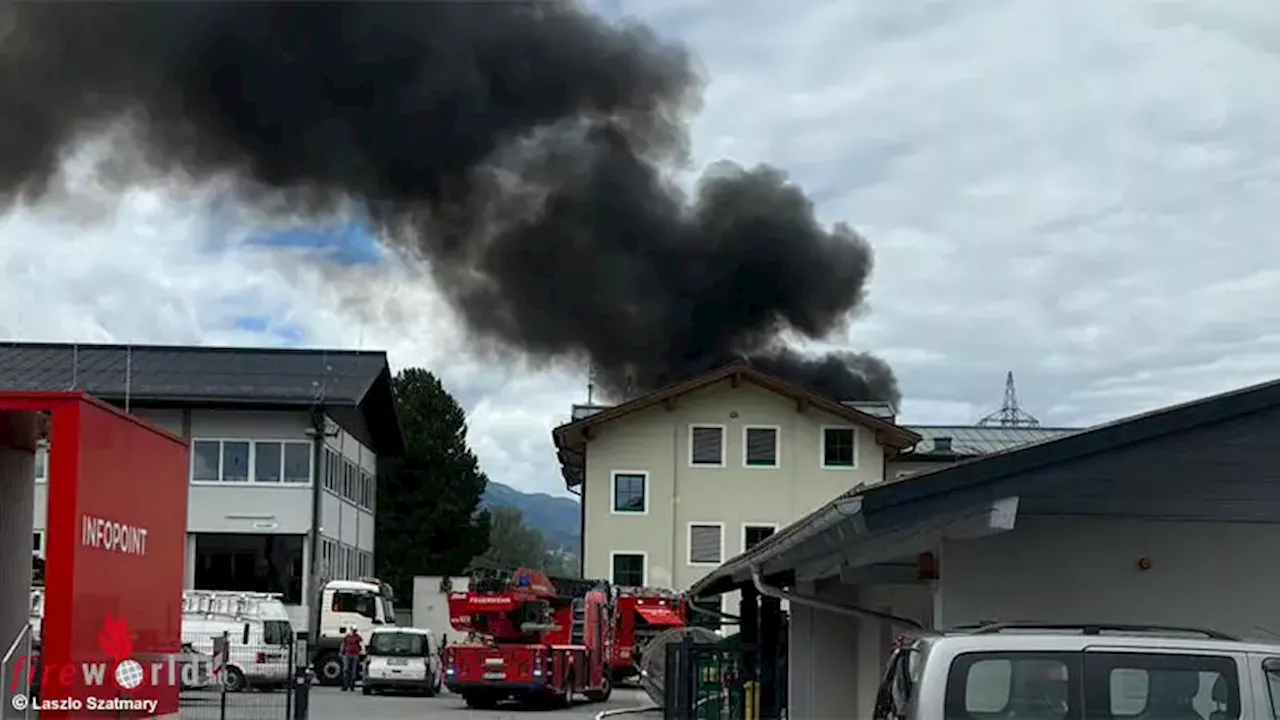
[0,1,899,406]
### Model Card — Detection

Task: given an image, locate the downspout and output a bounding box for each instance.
[308,407,326,642]
[750,567,923,631]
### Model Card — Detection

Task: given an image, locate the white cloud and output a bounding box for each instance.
[4,0,1280,496]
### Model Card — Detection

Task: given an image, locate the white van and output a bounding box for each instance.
[181,592,296,692]
[182,617,293,692]
[361,627,442,697]
[874,622,1280,719]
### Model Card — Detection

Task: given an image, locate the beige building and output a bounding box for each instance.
[553,362,1075,617]
[552,363,923,615]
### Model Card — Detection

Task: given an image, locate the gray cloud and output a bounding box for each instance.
[3,0,1279,497]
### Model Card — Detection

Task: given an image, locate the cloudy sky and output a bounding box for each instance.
[3,0,1279,498]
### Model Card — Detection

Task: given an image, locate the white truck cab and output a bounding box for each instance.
[875,622,1280,720]
[311,577,397,685]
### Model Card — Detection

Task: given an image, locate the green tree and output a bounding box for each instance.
[376,368,491,601]
[477,507,548,570]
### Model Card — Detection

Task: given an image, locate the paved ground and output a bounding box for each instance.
[176,685,657,719]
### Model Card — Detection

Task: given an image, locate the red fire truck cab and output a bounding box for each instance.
[443,568,614,709]
[611,585,687,682]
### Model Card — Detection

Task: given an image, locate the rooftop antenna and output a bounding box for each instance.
[124,345,133,413]
[977,371,1040,428]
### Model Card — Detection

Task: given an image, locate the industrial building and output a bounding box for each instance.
[2,342,403,629]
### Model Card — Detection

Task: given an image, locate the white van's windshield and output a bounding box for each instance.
[369,632,425,657]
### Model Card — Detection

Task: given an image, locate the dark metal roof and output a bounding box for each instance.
[0,341,404,456]
[905,425,1080,457]
[690,372,1280,596]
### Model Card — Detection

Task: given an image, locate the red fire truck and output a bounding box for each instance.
[443,568,614,709]
[611,585,687,682]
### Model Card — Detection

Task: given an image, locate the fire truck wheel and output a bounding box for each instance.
[585,675,612,703]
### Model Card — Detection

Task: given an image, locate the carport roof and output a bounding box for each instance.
[689,372,1280,597]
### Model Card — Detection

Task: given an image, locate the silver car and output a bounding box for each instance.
[875,622,1280,719]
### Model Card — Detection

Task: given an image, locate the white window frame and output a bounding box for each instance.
[610,470,650,515]
[820,425,859,470]
[688,424,727,468]
[190,438,313,485]
[741,425,781,469]
[686,521,726,567]
[741,522,780,553]
[322,446,341,493]
[609,551,648,587]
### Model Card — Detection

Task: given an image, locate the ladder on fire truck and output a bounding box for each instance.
[182,589,285,621]
[571,598,586,645]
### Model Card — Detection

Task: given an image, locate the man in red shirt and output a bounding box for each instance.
[340,629,363,691]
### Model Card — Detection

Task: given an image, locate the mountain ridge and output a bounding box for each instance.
[481,481,581,552]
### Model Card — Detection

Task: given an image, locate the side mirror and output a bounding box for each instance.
[242,624,250,644]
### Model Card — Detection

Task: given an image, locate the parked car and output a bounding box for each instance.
[875,622,1280,719]
[362,627,442,696]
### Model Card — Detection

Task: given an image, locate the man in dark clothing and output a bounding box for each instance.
[340,630,363,691]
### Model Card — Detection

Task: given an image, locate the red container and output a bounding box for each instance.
[1,393,188,719]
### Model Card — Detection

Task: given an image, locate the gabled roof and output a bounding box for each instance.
[689,371,1280,596]
[0,341,404,456]
[552,361,921,488]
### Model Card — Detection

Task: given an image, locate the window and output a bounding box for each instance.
[687,523,724,565]
[945,652,1079,718]
[192,440,221,482]
[283,443,311,484]
[332,588,377,618]
[320,539,335,578]
[323,448,339,492]
[1264,658,1280,718]
[369,631,426,657]
[34,445,47,482]
[743,524,777,552]
[354,471,367,509]
[361,471,375,510]
[611,553,646,587]
[822,427,857,468]
[743,426,779,467]
[192,440,312,483]
[689,425,725,466]
[612,472,648,514]
[343,460,355,501]
[254,441,282,482]
[32,531,42,555]
[221,441,250,482]
[1085,652,1239,719]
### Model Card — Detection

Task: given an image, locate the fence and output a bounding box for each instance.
[178,632,306,720]
[662,633,788,720]
[0,627,310,720]
[0,624,34,720]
